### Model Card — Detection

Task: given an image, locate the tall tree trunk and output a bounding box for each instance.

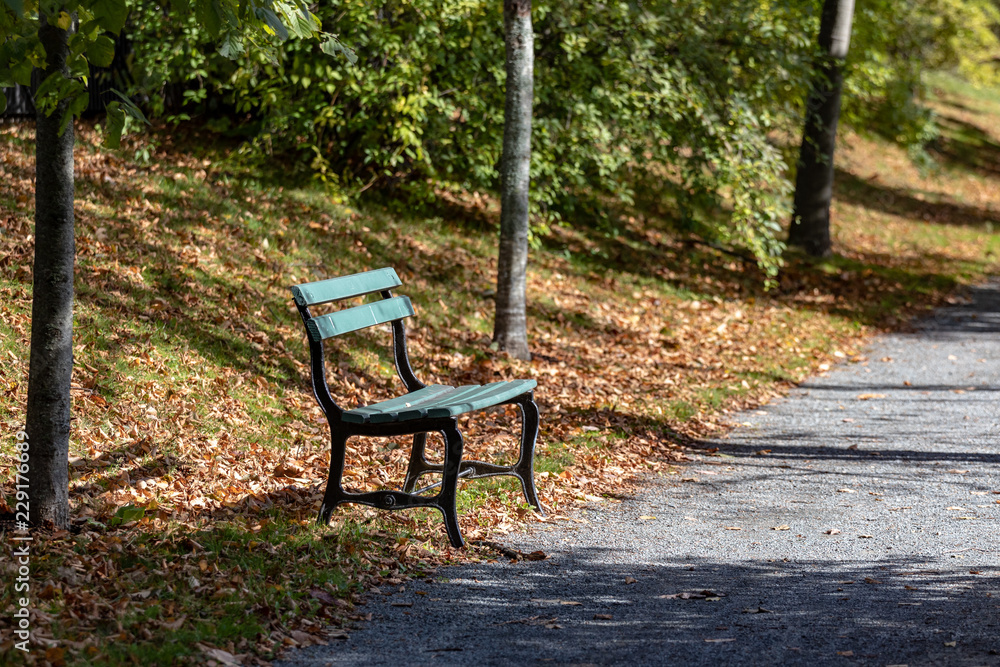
[493,0,533,361]
[27,19,75,529]
[789,0,855,257]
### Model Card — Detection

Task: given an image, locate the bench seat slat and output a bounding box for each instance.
[305,296,414,341]
[367,385,478,424]
[341,380,537,425]
[343,384,455,423]
[425,380,536,418]
[395,383,505,421]
[291,268,402,307]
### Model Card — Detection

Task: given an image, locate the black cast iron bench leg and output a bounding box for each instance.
[435,425,465,548]
[401,392,544,516]
[513,393,543,514]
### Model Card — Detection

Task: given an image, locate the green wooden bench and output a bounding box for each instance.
[290,267,544,547]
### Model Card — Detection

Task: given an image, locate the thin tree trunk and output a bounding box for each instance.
[493,0,533,361]
[789,0,855,257]
[27,19,75,529]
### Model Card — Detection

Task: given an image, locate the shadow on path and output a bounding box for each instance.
[287,552,1000,666]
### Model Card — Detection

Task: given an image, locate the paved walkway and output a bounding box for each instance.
[280,282,1000,667]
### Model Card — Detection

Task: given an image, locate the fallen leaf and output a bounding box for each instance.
[772,525,790,531]
[858,534,873,539]
[944,641,957,647]
[756,449,771,456]
[742,607,774,614]
[160,615,186,630]
[560,600,583,606]
[199,645,239,666]
[724,526,742,531]
[705,638,736,643]
[856,393,885,400]
[837,488,856,494]
[45,647,66,666]
[310,589,340,606]
[290,630,322,646]
[837,650,854,656]
[864,577,881,584]
[390,602,413,607]
[946,470,969,475]
[525,551,548,561]
[625,577,637,584]
[593,614,613,620]
[638,515,657,520]
[824,529,841,535]
[659,590,725,600]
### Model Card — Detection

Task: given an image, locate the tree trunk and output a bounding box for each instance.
[493,0,533,361]
[27,19,75,529]
[789,0,855,257]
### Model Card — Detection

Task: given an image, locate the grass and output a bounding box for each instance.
[2,73,1000,664]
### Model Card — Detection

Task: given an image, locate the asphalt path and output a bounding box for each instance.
[279,281,1000,667]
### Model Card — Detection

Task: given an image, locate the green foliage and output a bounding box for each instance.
[130,0,818,276]
[844,0,1000,153]
[117,0,999,276]
[0,0,349,146]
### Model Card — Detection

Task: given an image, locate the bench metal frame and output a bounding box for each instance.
[291,268,543,547]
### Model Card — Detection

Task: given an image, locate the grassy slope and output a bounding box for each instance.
[1,74,999,664]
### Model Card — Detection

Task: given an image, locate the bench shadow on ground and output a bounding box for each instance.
[290,553,1000,666]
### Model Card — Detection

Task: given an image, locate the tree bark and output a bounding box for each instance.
[27,18,75,529]
[493,0,533,361]
[789,0,855,257]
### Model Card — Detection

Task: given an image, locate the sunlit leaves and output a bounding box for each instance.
[255,6,288,41]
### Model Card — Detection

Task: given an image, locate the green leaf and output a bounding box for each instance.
[196,0,224,37]
[320,34,357,65]
[255,7,288,41]
[0,91,6,116]
[68,53,90,79]
[91,0,128,34]
[103,101,125,149]
[217,31,244,59]
[54,11,73,30]
[61,87,89,134]
[110,89,149,124]
[109,503,145,526]
[86,35,116,68]
[12,58,33,85]
[2,0,24,17]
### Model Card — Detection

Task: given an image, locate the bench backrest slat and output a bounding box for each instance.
[305,296,414,341]
[291,268,402,307]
